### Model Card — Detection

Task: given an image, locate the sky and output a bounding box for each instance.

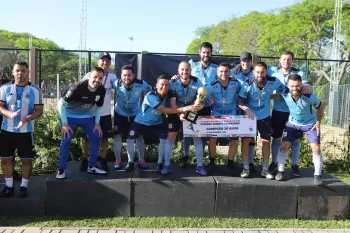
[1,0,299,53]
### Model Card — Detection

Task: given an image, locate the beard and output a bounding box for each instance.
[124,80,134,88]
[201,56,210,64]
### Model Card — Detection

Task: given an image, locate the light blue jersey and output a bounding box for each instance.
[169,76,203,108]
[230,65,254,85]
[268,66,306,112]
[281,88,321,126]
[0,82,43,133]
[207,78,241,116]
[239,77,284,120]
[112,79,151,117]
[135,89,176,126]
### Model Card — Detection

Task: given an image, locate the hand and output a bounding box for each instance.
[15,117,27,129]
[61,125,73,139]
[245,109,255,120]
[171,75,179,81]
[301,84,312,94]
[311,121,321,136]
[182,105,194,113]
[9,109,22,120]
[93,124,103,137]
[179,113,186,121]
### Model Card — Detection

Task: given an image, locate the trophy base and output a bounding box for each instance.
[184,111,199,124]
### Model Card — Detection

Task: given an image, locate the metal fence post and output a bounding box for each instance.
[29,48,38,84]
[88,51,92,72]
[38,50,42,87]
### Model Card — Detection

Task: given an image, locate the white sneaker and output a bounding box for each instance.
[56,169,66,179]
[261,169,274,180]
[88,166,107,175]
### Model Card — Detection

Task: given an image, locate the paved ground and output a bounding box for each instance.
[1,228,350,233]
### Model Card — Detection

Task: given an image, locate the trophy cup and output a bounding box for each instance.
[184,86,208,124]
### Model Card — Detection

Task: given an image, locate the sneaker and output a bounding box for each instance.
[314,175,323,186]
[261,169,274,180]
[0,186,14,198]
[249,163,256,173]
[240,168,250,178]
[114,160,121,170]
[16,186,28,198]
[292,165,300,177]
[268,162,277,174]
[79,158,88,171]
[160,165,171,175]
[275,171,285,181]
[180,156,189,168]
[87,167,107,175]
[56,169,66,180]
[138,160,149,170]
[196,166,208,176]
[124,162,134,172]
[99,158,109,172]
[156,163,163,173]
[13,169,21,181]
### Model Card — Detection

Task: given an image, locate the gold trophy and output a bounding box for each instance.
[184,86,208,123]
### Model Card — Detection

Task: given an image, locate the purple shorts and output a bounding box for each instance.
[113,111,135,135]
[271,110,289,138]
[257,116,272,140]
[127,122,167,140]
[167,114,182,133]
[282,122,320,144]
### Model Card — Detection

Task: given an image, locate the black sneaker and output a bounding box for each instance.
[99,158,109,172]
[16,186,28,198]
[249,163,256,173]
[0,186,14,198]
[292,165,300,177]
[13,169,21,181]
[314,175,323,186]
[268,162,277,174]
[275,171,285,181]
[180,156,189,168]
[79,158,88,171]
[156,163,163,173]
[124,162,134,172]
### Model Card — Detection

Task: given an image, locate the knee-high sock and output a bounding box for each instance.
[278,151,288,172]
[272,139,281,164]
[183,137,191,157]
[248,143,255,163]
[313,153,323,176]
[291,140,301,165]
[158,139,166,164]
[136,136,145,161]
[126,139,135,163]
[164,140,175,166]
[194,140,203,167]
[113,135,122,161]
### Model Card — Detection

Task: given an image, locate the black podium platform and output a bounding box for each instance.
[1,162,349,219]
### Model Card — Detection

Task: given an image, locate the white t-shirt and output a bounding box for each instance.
[83,70,118,116]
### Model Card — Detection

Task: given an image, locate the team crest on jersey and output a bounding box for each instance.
[134,90,139,96]
[95,95,100,101]
[190,88,196,93]
[25,93,30,99]
[130,130,135,136]
[301,101,307,107]
[267,88,272,94]
[208,69,214,76]
[169,123,173,129]
[65,90,72,98]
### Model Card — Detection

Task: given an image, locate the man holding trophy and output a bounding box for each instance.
[162,61,207,175]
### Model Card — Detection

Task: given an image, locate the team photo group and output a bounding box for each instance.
[0,41,325,198]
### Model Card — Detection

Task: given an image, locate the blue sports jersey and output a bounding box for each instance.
[112,79,151,117]
[169,76,203,108]
[134,89,175,126]
[230,65,254,85]
[239,77,284,120]
[0,82,43,133]
[268,66,306,112]
[207,78,241,116]
[281,88,321,126]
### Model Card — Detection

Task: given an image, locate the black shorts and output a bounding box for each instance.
[84,115,113,139]
[0,130,34,160]
[271,110,289,138]
[113,111,135,135]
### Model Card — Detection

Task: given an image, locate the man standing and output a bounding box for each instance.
[112,65,151,171]
[163,61,207,176]
[56,67,106,179]
[275,74,324,185]
[0,61,43,198]
[238,62,284,179]
[268,51,311,176]
[81,52,118,172]
[125,75,199,173]
[207,63,241,174]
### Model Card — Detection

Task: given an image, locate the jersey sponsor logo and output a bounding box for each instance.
[65,90,72,98]
[95,95,100,101]
[82,104,92,109]
[82,96,88,99]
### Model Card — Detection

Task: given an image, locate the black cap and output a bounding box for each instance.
[98,52,111,60]
[240,52,252,61]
